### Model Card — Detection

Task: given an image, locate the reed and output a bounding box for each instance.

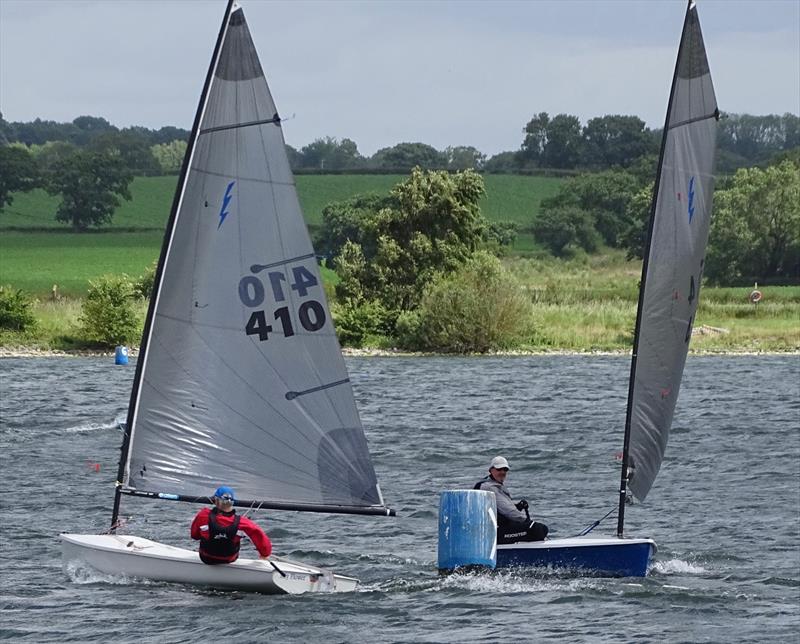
[2,249,797,353]
[505,251,799,353]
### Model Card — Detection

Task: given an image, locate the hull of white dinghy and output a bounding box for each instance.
[60,533,358,594]
[496,536,657,577]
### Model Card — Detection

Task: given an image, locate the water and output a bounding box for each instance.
[1,355,798,642]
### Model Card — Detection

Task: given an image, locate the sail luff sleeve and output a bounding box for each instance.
[112,0,236,528]
[626,2,719,503]
[616,1,692,536]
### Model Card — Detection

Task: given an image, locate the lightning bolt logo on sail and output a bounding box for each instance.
[687,176,696,223]
[218,181,236,229]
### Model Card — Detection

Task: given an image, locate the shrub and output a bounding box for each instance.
[79,275,140,347]
[397,251,535,353]
[332,299,392,348]
[0,285,37,331]
[133,260,157,299]
[325,169,487,314]
[394,309,424,349]
[532,205,599,256]
[484,220,519,256]
[706,160,800,284]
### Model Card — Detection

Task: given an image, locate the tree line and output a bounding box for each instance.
[2,111,797,177]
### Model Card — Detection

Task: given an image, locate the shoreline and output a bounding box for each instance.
[1,346,797,359]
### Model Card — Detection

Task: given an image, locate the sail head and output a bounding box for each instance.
[626,3,718,502]
[122,6,385,513]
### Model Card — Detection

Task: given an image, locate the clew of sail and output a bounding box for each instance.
[121,5,387,514]
[625,2,719,502]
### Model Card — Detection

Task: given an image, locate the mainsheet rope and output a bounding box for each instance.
[569,505,619,538]
[241,499,286,577]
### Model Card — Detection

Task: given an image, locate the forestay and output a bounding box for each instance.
[121,6,387,514]
[626,2,719,502]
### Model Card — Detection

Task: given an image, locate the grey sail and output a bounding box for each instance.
[121,5,387,514]
[626,2,719,502]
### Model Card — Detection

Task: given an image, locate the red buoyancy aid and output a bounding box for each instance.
[199,508,242,564]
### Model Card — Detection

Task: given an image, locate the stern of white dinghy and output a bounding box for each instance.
[267,558,359,594]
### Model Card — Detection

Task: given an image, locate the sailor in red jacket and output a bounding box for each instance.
[191,486,272,564]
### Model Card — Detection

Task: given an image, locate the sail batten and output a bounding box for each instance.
[667,110,718,131]
[619,1,718,514]
[118,4,388,516]
[199,116,281,135]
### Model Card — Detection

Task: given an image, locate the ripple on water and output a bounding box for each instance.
[1,355,798,642]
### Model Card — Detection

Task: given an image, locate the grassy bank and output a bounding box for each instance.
[525,298,799,353]
[3,252,797,353]
[506,253,800,352]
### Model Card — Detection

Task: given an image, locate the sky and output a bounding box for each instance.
[1,0,798,156]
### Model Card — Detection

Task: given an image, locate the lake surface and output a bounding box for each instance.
[1,355,798,642]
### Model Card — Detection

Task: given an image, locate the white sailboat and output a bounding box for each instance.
[61,0,393,595]
[463,0,719,577]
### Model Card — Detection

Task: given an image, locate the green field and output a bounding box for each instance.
[1,173,561,231]
[1,177,177,230]
[0,231,164,296]
[0,173,560,296]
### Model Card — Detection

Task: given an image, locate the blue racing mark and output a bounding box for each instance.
[687,176,696,223]
[218,181,236,229]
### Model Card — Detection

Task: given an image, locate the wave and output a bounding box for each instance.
[651,558,707,575]
[363,568,607,595]
[64,560,147,586]
[64,414,125,434]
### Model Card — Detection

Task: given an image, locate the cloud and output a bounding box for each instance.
[1,0,797,156]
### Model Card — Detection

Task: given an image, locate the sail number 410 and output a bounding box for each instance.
[238,266,326,341]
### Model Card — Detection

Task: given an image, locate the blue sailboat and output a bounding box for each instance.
[440,0,719,577]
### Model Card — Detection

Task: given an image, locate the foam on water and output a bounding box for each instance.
[64,418,120,434]
[365,569,609,595]
[651,558,707,575]
[64,560,145,587]
[437,570,607,595]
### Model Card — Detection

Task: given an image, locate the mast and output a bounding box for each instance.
[111,0,236,530]
[616,0,693,538]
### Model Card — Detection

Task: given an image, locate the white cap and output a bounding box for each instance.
[490,456,510,470]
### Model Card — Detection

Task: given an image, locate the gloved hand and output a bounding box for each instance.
[515,499,529,511]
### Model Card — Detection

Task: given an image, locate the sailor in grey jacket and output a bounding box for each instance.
[474,456,548,543]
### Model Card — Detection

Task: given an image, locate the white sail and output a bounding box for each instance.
[626,2,719,502]
[121,5,387,513]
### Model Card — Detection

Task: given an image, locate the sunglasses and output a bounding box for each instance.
[218,495,234,503]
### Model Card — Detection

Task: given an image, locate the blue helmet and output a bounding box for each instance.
[213,485,236,502]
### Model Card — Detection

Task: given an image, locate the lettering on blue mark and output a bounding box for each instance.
[687,176,696,223]
[218,181,236,229]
